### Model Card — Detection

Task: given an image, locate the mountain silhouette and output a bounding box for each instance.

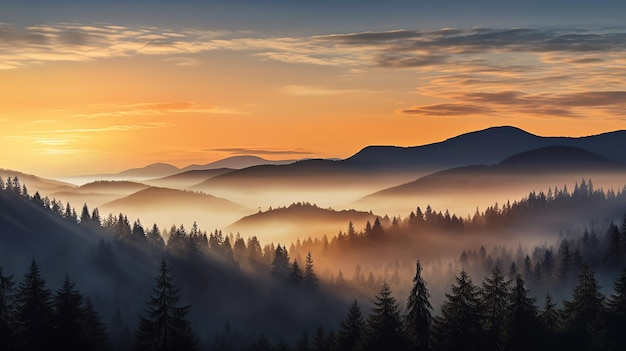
[227,203,377,243]
[182,155,295,171]
[146,168,235,189]
[361,145,625,200]
[0,168,76,193]
[194,126,626,192]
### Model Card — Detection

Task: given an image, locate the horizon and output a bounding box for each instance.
[2,1,626,177]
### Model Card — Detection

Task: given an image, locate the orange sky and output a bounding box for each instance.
[2,22,626,177]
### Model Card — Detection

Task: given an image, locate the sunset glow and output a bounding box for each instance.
[2,1,626,177]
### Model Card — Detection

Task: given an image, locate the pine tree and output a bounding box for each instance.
[52,276,85,349]
[135,259,197,351]
[363,283,407,351]
[0,266,17,348]
[539,293,562,349]
[147,224,166,250]
[404,260,432,351]
[82,298,109,351]
[80,203,91,224]
[481,266,510,351]
[289,260,304,285]
[312,325,328,351]
[607,269,626,350]
[562,265,606,350]
[296,330,310,351]
[506,274,540,351]
[303,252,319,289]
[335,300,365,351]
[15,258,53,350]
[434,270,483,351]
[271,245,290,280]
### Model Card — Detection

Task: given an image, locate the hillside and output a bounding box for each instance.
[227,203,378,244]
[146,168,235,189]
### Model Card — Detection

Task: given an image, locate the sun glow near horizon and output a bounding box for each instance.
[2,4,626,177]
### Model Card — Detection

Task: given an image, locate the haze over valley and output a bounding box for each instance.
[3,1,626,349]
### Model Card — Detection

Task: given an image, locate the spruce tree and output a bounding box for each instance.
[562,265,606,350]
[271,245,290,280]
[52,276,85,349]
[506,274,540,351]
[607,269,626,350]
[335,300,365,351]
[363,283,407,351]
[135,259,197,351]
[15,258,53,350]
[539,294,563,349]
[479,266,510,350]
[289,260,304,285]
[0,266,17,348]
[434,270,483,351]
[404,260,432,351]
[82,298,109,351]
[303,252,319,289]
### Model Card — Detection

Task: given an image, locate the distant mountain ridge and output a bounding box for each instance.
[194,126,626,190]
[361,145,626,200]
[344,126,626,170]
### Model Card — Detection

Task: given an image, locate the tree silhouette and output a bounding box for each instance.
[135,259,197,351]
[289,260,304,285]
[363,283,407,351]
[404,260,432,351]
[434,270,483,351]
[15,258,53,350]
[562,265,606,350]
[271,245,290,280]
[607,269,626,350]
[481,266,509,351]
[0,266,17,348]
[506,274,540,351]
[82,298,109,351]
[335,299,365,351]
[52,276,85,349]
[303,252,319,289]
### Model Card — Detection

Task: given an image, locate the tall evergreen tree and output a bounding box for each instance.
[607,269,626,350]
[0,267,17,349]
[289,260,303,285]
[434,270,483,351]
[481,265,509,351]
[82,298,109,351]
[363,283,407,351]
[135,259,197,351]
[335,300,365,351]
[539,294,563,349]
[562,265,606,350]
[15,258,53,350]
[271,245,290,280]
[303,252,319,289]
[404,260,432,351]
[506,274,541,351]
[52,276,85,350]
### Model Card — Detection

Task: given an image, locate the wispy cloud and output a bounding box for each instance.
[399,90,626,118]
[281,85,364,96]
[71,102,244,118]
[29,122,170,134]
[208,147,313,155]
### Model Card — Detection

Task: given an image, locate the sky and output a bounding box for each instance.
[2,0,626,177]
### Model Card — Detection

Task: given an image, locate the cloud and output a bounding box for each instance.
[162,56,200,66]
[209,147,314,155]
[71,102,244,118]
[400,103,493,116]
[400,90,626,118]
[281,85,363,96]
[32,122,170,134]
